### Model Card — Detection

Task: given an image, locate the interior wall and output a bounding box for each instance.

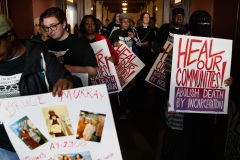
[32,0,56,19]
[190,0,214,19]
[128,13,141,27]
[155,0,163,27]
[8,0,34,39]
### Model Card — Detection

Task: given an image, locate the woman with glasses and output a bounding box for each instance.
[109,13,141,52]
[109,13,141,119]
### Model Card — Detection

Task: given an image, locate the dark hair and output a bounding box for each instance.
[62,156,68,160]
[40,7,66,23]
[137,19,142,23]
[140,12,150,21]
[105,19,109,22]
[112,12,121,23]
[79,15,99,34]
[172,8,185,18]
[150,17,156,23]
[75,154,83,158]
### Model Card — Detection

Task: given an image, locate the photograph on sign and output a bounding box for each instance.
[57,151,92,160]
[169,35,232,114]
[9,116,48,150]
[115,41,145,89]
[76,110,106,143]
[90,39,122,93]
[41,105,74,138]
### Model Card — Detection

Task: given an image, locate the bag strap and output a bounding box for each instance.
[140,27,150,42]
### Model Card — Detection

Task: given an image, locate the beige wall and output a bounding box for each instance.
[155,0,163,27]
[84,0,92,15]
[128,13,141,27]
[96,1,102,22]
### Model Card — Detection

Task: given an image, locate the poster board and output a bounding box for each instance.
[0,85,122,160]
[169,35,232,114]
[115,41,145,89]
[145,41,173,90]
[90,39,122,93]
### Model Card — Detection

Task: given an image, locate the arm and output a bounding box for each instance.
[131,28,141,47]
[64,65,98,78]
[106,38,119,65]
[43,52,83,97]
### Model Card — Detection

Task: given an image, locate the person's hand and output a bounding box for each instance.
[167,100,179,114]
[52,78,73,97]
[128,32,135,39]
[224,76,233,87]
[108,56,115,63]
[114,42,120,48]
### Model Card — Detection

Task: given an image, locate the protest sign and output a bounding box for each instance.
[0,84,122,160]
[145,41,173,90]
[90,39,122,93]
[224,101,240,159]
[169,35,232,114]
[115,41,145,89]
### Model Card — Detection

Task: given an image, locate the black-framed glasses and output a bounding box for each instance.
[43,22,62,32]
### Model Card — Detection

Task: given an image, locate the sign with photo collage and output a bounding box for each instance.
[0,84,122,160]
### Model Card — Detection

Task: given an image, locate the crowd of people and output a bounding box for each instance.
[0,5,234,160]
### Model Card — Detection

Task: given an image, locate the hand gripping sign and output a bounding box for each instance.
[169,35,232,114]
[115,41,145,89]
[145,41,173,91]
[90,39,122,93]
[0,84,122,160]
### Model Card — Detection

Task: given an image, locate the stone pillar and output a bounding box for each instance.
[156,0,163,27]
[147,1,153,17]
[96,1,103,22]
[102,6,108,25]
[84,0,92,15]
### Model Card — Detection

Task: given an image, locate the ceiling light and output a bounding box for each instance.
[122,7,127,11]
[123,11,127,13]
[122,2,127,6]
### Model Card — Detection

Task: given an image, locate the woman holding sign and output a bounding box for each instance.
[79,15,119,65]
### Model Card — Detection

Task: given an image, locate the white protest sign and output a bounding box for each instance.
[90,39,122,93]
[115,41,145,89]
[169,35,232,114]
[145,41,173,90]
[0,84,122,160]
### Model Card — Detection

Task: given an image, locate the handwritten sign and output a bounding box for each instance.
[115,41,145,89]
[169,35,232,114]
[0,85,122,160]
[145,41,173,90]
[90,39,122,93]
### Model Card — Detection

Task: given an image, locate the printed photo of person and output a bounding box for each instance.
[9,116,48,150]
[41,105,74,138]
[76,111,106,143]
[57,151,92,160]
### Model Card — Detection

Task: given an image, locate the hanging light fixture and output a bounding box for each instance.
[123,11,127,13]
[122,7,127,11]
[122,1,128,6]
